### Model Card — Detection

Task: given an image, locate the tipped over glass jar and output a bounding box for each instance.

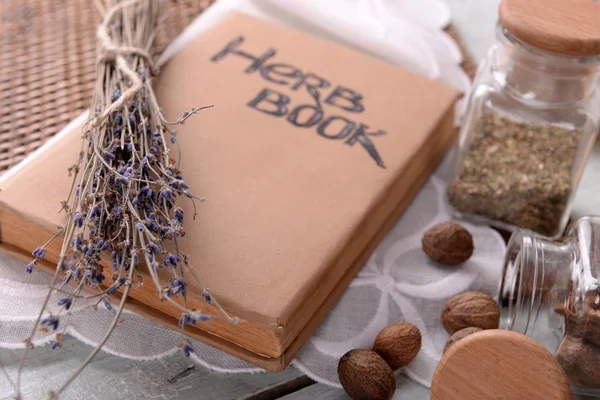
[447,0,600,239]
[499,217,600,396]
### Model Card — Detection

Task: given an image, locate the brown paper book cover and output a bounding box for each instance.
[0,12,460,371]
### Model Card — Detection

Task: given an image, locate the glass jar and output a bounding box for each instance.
[447,22,600,239]
[498,217,600,396]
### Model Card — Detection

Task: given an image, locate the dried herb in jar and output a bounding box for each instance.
[448,111,583,237]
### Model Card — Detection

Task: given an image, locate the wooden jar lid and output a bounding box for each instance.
[430,330,573,400]
[499,0,600,57]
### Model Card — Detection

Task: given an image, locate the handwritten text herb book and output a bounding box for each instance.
[0,13,460,371]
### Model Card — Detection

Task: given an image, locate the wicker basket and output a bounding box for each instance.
[0,0,214,174]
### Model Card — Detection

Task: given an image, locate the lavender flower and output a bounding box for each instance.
[159,187,173,201]
[202,288,212,305]
[103,298,113,311]
[174,207,184,223]
[25,262,34,274]
[58,297,73,310]
[102,151,115,161]
[32,248,45,259]
[146,243,160,253]
[73,213,83,228]
[73,235,84,249]
[198,313,211,322]
[139,186,152,197]
[19,4,224,394]
[182,340,194,357]
[170,277,186,296]
[41,316,59,331]
[110,89,121,102]
[163,254,180,268]
[94,272,106,285]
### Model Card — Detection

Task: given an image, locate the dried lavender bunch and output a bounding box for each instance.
[13,0,232,397]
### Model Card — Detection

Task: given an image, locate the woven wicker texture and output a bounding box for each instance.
[0,0,214,175]
[0,0,474,176]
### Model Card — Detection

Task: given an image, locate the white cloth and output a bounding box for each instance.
[0,0,506,389]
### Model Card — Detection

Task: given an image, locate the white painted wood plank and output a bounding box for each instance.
[284,379,596,400]
[0,337,304,400]
[282,372,594,400]
[279,374,430,400]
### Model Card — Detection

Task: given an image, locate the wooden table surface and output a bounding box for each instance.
[0,1,595,399]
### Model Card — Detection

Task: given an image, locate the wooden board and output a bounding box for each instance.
[0,336,307,400]
[280,374,430,400]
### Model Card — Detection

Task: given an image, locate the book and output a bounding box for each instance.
[0,12,460,371]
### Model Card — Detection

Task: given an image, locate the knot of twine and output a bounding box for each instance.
[98,44,159,76]
[93,0,159,124]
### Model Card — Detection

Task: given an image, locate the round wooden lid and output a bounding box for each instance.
[499,0,600,57]
[430,330,573,400]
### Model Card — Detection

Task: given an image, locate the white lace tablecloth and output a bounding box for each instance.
[0,0,506,389]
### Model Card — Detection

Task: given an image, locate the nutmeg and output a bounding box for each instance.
[556,334,600,388]
[443,326,482,354]
[373,322,421,368]
[422,221,474,265]
[582,306,600,347]
[562,295,600,345]
[338,349,396,400]
[441,291,500,334]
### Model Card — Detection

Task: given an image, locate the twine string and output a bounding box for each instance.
[94,0,158,125]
